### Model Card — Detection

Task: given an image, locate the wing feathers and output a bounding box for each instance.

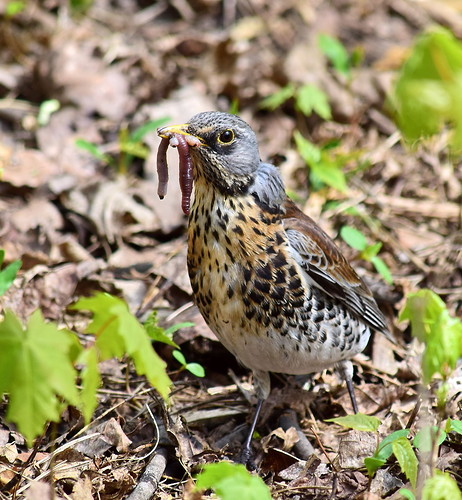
[282,199,389,335]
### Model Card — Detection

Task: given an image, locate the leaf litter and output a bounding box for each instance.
[0,0,461,498]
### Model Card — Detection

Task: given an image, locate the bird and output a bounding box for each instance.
[157,111,389,463]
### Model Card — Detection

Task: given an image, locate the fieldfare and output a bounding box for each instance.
[157,111,389,463]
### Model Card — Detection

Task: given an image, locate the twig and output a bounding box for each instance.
[125,448,168,500]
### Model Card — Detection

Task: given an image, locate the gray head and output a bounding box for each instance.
[184,111,263,195]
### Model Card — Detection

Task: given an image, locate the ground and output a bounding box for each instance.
[0,0,461,499]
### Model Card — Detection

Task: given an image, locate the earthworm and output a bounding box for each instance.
[176,134,193,216]
[156,137,169,199]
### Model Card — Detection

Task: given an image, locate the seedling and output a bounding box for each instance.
[172,350,205,378]
[76,117,170,174]
[340,225,393,284]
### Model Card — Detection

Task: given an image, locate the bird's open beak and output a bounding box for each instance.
[157,124,204,146]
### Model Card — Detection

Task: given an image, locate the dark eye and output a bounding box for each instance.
[217,129,235,144]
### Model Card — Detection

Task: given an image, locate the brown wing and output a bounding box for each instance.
[282,199,389,334]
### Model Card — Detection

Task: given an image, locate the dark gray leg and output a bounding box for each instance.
[240,398,263,465]
[336,360,359,414]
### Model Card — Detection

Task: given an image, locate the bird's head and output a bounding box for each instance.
[158,111,261,196]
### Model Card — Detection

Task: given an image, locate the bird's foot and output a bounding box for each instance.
[237,445,257,470]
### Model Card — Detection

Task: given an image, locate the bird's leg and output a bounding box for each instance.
[239,369,270,466]
[240,398,263,466]
[336,360,358,414]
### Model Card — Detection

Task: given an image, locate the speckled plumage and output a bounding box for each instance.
[158,111,389,405]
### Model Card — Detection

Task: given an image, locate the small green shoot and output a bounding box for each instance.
[144,311,193,349]
[195,462,272,500]
[0,250,21,296]
[75,139,114,166]
[364,429,410,477]
[399,289,462,385]
[391,26,462,153]
[0,310,81,445]
[75,117,170,173]
[340,225,393,284]
[37,99,60,126]
[261,83,331,120]
[172,350,205,378]
[294,131,347,192]
[325,413,380,432]
[318,34,352,77]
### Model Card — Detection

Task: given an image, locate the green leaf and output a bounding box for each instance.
[78,346,101,423]
[318,34,351,77]
[447,419,462,435]
[172,349,186,367]
[400,488,417,500]
[294,132,348,192]
[376,429,411,461]
[311,160,347,193]
[75,139,113,165]
[130,118,170,142]
[186,363,205,378]
[325,413,380,432]
[364,457,386,477]
[144,312,179,348]
[391,26,462,152]
[295,84,332,120]
[413,426,447,453]
[361,242,382,261]
[399,289,462,383]
[195,462,272,500]
[164,322,195,336]
[371,256,394,285]
[0,250,21,296]
[294,131,322,164]
[422,470,462,500]
[71,293,172,400]
[340,226,367,251]
[260,84,296,110]
[0,310,80,445]
[392,437,418,488]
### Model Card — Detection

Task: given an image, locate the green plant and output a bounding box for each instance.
[261,83,331,120]
[327,290,462,495]
[399,289,462,389]
[172,349,205,378]
[318,34,353,78]
[293,132,347,192]
[195,462,272,500]
[327,414,419,488]
[390,26,462,153]
[340,225,393,284]
[0,293,174,445]
[76,117,170,174]
[0,249,21,296]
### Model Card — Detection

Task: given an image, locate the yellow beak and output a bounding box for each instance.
[157,123,190,139]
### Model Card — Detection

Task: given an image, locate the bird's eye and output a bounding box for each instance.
[217,129,235,144]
